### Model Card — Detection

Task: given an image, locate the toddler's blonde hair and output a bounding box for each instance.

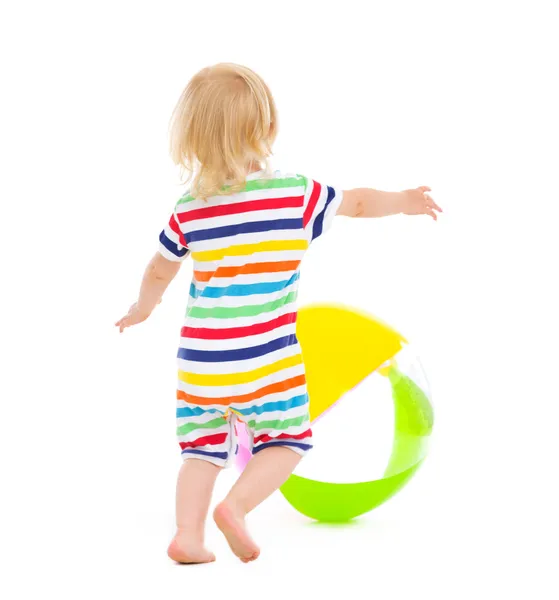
[169,63,277,200]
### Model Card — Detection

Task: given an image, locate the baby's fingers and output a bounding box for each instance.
[425,207,438,221]
[425,194,443,212]
[115,316,129,333]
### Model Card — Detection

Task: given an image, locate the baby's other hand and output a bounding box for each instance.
[115,302,153,333]
[401,186,442,221]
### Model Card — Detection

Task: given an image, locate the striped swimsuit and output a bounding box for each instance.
[158,170,342,467]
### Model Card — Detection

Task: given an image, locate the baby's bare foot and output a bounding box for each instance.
[167,533,216,564]
[214,501,260,563]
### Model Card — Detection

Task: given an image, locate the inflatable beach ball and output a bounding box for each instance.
[236,304,434,522]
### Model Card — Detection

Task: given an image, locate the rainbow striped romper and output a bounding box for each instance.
[158,170,342,467]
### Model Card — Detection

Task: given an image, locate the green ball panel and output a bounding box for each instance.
[279,461,424,523]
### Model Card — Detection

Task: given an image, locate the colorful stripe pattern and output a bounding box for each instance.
[158,170,343,467]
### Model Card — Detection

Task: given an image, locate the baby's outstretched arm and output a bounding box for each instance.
[338,186,442,220]
[115,253,181,333]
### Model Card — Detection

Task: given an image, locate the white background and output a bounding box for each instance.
[1,0,558,598]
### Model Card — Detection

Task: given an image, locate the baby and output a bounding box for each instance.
[116,63,441,564]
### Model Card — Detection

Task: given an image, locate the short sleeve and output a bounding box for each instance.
[158,211,189,262]
[302,178,344,243]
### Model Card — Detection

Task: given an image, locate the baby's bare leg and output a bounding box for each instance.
[168,458,222,564]
[214,447,301,562]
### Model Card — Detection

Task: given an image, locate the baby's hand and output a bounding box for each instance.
[401,186,442,221]
[115,302,154,333]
